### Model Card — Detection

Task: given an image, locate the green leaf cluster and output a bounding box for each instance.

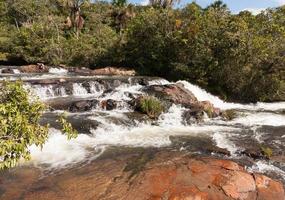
[0,81,77,169]
[138,96,164,119]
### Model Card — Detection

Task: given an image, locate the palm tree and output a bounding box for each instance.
[149,0,179,8]
[57,0,87,38]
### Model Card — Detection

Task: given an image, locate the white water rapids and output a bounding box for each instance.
[1,67,285,182]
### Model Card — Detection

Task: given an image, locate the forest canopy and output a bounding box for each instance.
[0,0,284,102]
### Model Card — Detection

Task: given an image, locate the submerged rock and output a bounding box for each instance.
[101,99,118,110]
[40,113,100,134]
[47,98,100,112]
[182,109,204,124]
[1,68,14,74]
[69,99,99,112]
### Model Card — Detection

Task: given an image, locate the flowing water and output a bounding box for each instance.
[0,66,285,194]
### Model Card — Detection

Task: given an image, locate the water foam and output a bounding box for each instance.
[28,129,96,169]
[49,68,68,74]
[13,69,20,74]
[212,132,239,155]
[249,161,285,181]
[99,84,143,101]
[178,80,285,111]
[28,108,240,169]
[230,112,285,127]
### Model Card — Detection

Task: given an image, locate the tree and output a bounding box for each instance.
[149,0,179,8]
[112,0,127,7]
[56,0,89,38]
[0,81,77,169]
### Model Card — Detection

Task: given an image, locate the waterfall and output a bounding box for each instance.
[178,80,285,111]
[1,67,284,182]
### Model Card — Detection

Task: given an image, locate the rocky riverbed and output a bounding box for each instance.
[0,64,285,199]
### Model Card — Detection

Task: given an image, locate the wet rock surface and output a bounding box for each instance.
[1,68,15,74]
[143,84,198,108]
[46,97,98,111]
[143,84,221,119]
[40,113,100,134]
[20,63,49,73]
[69,99,99,112]
[68,66,136,76]
[0,150,283,200]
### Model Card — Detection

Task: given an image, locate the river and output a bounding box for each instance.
[0,66,284,199]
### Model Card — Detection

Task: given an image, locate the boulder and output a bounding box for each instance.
[125,154,284,200]
[91,67,136,76]
[143,84,221,119]
[1,68,14,74]
[182,109,204,124]
[69,99,99,112]
[143,84,198,108]
[20,63,49,73]
[101,99,118,110]
[240,148,265,160]
[40,113,100,134]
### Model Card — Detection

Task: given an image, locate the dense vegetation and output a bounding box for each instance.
[0,81,77,169]
[0,0,284,102]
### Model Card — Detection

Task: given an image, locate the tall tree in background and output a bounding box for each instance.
[149,0,180,8]
[55,0,88,38]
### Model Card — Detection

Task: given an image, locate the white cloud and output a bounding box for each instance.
[242,8,265,15]
[140,0,149,5]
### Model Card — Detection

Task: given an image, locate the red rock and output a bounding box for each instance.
[92,67,136,76]
[169,186,208,200]
[254,174,285,200]
[20,63,49,73]
[1,151,284,200]
[144,84,198,107]
[208,159,244,171]
[221,171,256,200]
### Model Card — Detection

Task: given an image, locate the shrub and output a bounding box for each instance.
[260,146,273,158]
[222,109,237,121]
[0,81,77,169]
[138,96,164,119]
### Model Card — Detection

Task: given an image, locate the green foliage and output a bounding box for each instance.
[261,146,273,158]
[0,81,77,169]
[222,110,237,121]
[57,114,78,140]
[138,96,164,119]
[0,0,284,102]
[112,0,127,7]
[123,8,177,76]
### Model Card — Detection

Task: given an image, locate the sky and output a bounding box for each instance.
[136,0,285,14]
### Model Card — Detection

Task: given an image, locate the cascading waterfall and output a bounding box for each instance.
[178,80,285,111]
[1,68,285,183]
